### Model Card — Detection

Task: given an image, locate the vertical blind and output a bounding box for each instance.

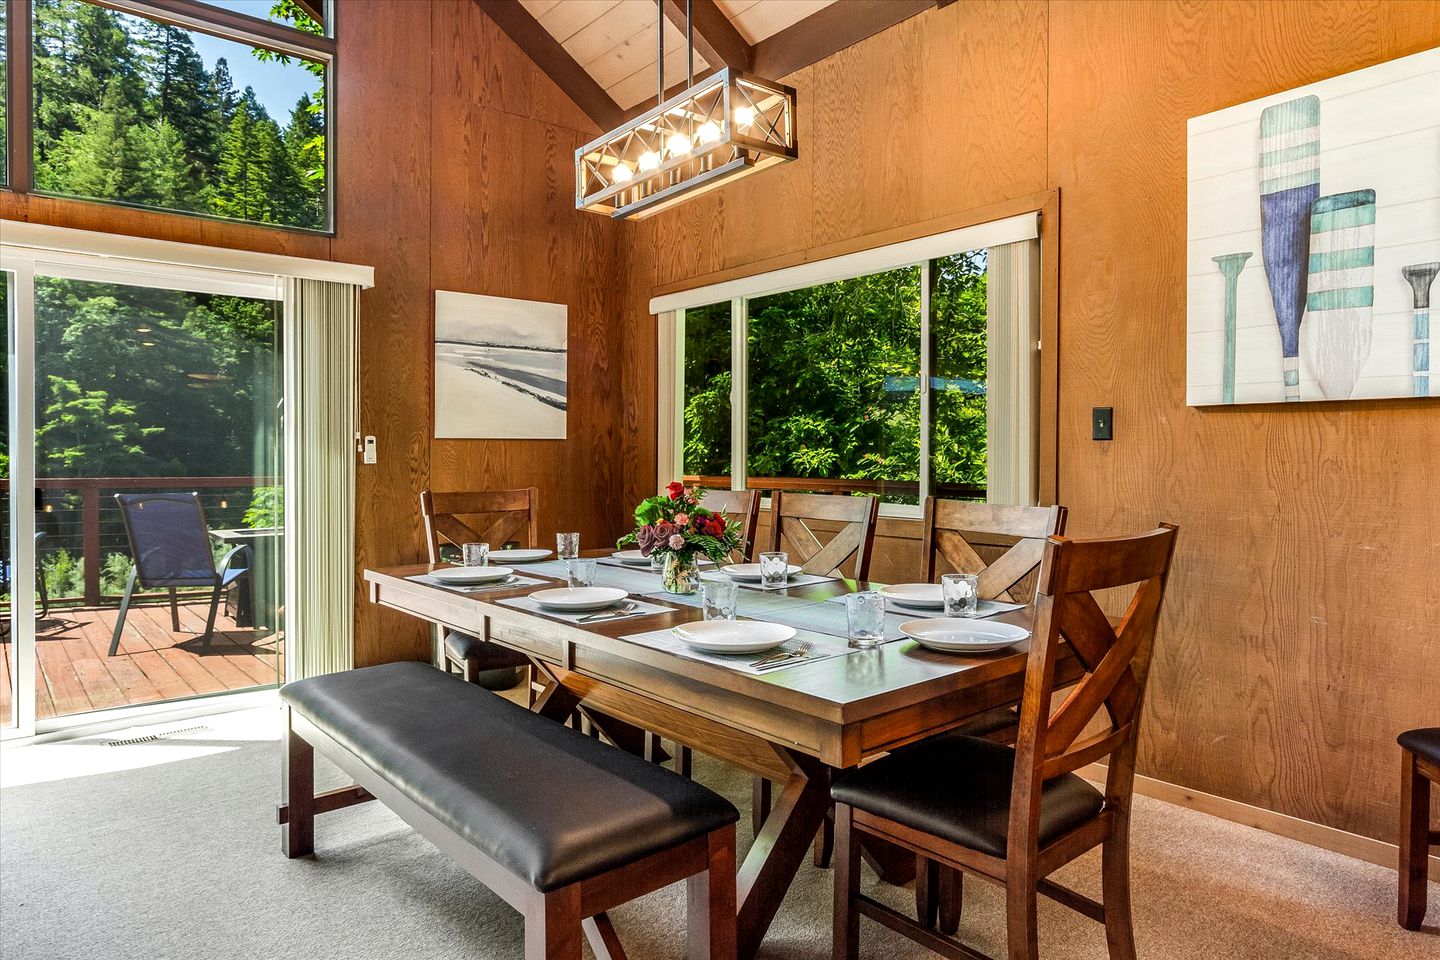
[985,240,1042,507]
[283,277,360,679]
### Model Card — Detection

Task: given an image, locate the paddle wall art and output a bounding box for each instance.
[434,290,568,439]
[1186,47,1440,405]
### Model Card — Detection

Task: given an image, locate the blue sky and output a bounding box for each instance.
[182,1,323,121]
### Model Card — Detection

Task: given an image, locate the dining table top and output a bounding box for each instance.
[363,557,1066,742]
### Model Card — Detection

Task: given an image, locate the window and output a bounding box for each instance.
[6,0,331,231]
[665,215,1041,512]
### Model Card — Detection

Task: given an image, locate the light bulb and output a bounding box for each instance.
[611,162,633,183]
[666,133,692,157]
[733,106,755,128]
[638,150,661,172]
[695,121,721,145]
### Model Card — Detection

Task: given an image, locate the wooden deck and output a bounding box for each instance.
[2,600,282,722]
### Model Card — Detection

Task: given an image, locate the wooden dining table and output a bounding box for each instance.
[364,558,1078,960]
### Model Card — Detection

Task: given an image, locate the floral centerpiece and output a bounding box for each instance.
[618,482,745,594]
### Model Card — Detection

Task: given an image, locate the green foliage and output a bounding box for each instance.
[31,0,326,229]
[244,486,283,528]
[682,254,990,502]
[41,548,84,600]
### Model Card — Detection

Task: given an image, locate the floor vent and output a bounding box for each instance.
[106,724,211,747]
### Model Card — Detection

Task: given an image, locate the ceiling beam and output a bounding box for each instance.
[751,0,938,80]
[662,0,752,72]
[473,0,624,131]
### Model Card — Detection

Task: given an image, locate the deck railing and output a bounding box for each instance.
[2,476,276,607]
[683,475,986,501]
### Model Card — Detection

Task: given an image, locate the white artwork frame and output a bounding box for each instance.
[434,290,568,439]
[1186,47,1440,405]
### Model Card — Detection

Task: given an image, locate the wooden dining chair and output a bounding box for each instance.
[767,491,880,579]
[832,523,1179,960]
[1398,726,1440,930]
[699,487,761,562]
[419,488,538,691]
[922,499,1068,604]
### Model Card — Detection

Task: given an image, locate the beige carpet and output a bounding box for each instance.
[1,705,1434,959]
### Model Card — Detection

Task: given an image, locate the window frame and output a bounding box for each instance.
[657,212,1043,520]
[2,0,337,235]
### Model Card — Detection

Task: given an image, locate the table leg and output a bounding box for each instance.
[736,747,831,960]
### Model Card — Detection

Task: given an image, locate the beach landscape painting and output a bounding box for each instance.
[434,291,568,439]
[1186,47,1440,405]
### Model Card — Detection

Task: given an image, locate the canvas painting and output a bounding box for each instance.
[1186,47,1440,405]
[434,291,568,439]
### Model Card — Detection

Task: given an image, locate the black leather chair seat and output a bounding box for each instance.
[1399,727,1440,766]
[281,662,738,892]
[831,734,1103,859]
[443,629,531,669]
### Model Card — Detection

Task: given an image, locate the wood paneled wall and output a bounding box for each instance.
[624,0,1440,843]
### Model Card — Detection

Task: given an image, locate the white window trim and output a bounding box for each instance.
[657,215,1041,520]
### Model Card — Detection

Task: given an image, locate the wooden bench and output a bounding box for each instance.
[277,661,739,960]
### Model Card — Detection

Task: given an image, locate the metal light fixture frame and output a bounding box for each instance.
[575,68,797,220]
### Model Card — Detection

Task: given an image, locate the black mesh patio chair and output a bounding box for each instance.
[1,533,49,638]
[108,493,250,656]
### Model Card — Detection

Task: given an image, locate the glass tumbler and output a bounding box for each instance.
[701,578,739,621]
[759,551,790,588]
[566,558,597,588]
[462,542,489,567]
[942,573,980,617]
[557,532,580,560]
[846,591,886,648]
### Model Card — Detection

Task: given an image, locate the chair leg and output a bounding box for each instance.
[36,561,49,619]
[832,803,860,960]
[813,811,834,868]
[463,655,481,684]
[938,865,963,935]
[916,855,939,928]
[281,707,315,858]
[1399,749,1431,931]
[1101,821,1138,960]
[677,744,694,778]
[169,587,181,631]
[202,581,223,650]
[1005,875,1040,960]
[752,777,772,836]
[686,825,737,960]
[108,566,138,657]
[525,886,583,960]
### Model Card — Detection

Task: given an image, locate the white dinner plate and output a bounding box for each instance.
[880,583,944,608]
[721,563,803,582]
[430,565,516,585]
[899,619,1029,654]
[612,549,651,565]
[672,620,797,655]
[488,548,552,563]
[530,587,629,612]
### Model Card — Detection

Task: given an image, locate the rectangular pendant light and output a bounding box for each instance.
[575,68,798,221]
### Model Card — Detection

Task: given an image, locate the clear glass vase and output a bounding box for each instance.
[661,552,701,595]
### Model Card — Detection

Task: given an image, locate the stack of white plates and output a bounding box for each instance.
[430,565,515,584]
[879,583,944,610]
[530,587,629,611]
[488,548,552,563]
[612,549,651,565]
[899,619,1029,654]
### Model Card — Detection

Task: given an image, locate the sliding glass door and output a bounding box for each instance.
[1,253,285,737]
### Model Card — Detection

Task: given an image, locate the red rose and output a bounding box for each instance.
[666,481,685,500]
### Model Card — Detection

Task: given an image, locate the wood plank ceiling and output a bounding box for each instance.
[477,0,941,129]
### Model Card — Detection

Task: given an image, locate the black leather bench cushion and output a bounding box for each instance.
[281,662,737,892]
[830,734,1103,859]
[443,630,531,670]
[1400,727,1440,766]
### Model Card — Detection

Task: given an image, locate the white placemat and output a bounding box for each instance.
[827,594,1027,619]
[619,626,852,674]
[732,572,840,592]
[496,595,673,625]
[405,573,546,594]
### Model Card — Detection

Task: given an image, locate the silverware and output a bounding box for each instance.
[457,576,519,592]
[752,642,811,669]
[578,601,638,623]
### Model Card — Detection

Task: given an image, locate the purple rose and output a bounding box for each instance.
[668,534,686,550]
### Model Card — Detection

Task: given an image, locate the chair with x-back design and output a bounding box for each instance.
[766,491,879,580]
[832,523,1179,960]
[419,488,538,690]
[921,499,1068,604]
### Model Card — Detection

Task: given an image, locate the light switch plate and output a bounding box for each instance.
[1092,407,1113,441]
